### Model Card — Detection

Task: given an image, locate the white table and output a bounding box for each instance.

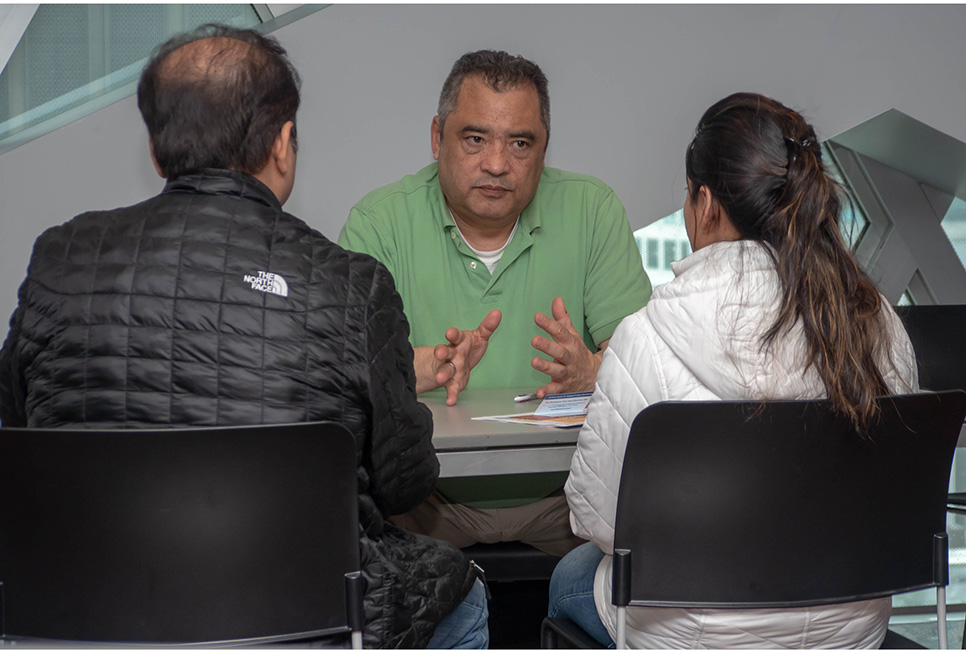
[424,388,580,478]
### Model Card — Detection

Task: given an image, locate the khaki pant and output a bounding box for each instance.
[390,490,584,557]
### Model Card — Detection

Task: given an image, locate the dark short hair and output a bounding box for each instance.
[137,24,301,179]
[437,49,550,143]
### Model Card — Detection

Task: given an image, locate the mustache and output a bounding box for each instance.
[472,177,513,191]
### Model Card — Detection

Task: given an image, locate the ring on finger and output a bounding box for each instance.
[446,361,457,376]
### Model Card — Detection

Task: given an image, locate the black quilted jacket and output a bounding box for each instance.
[0,169,476,648]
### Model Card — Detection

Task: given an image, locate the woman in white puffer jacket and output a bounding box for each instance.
[551,92,919,649]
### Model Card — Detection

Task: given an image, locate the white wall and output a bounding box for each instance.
[2,4,966,321]
[0,5,37,74]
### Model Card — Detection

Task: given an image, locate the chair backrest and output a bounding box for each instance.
[613,391,966,609]
[895,304,966,392]
[0,421,361,646]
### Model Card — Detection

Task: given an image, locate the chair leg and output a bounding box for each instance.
[541,620,559,649]
[937,586,947,650]
[616,606,626,649]
[346,571,365,649]
[540,617,605,649]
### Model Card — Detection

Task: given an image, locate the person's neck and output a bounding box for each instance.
[252,167,288,205]
[448,205,518,252]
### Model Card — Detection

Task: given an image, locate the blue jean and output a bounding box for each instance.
[548,542,615,648]
[427,578,489,649]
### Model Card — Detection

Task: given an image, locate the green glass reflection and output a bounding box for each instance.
[0,5,260,142]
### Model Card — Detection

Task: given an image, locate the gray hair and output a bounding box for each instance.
[437,49,550,142]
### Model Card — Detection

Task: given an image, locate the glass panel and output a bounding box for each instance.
[939,196,966,266]
[662,240,676,271]
[838,194,870,250]
[645,239,658,269]
[823,145,871,250]
[634,209,687,288]
[0,5,261,145]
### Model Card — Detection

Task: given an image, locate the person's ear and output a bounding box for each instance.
[272,121,295,176]
[696,185,717,232]
[697,187,742,244]
[431,116,442,161]
[149,140,165,178]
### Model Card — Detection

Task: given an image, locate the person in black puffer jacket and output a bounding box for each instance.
[0,24,486,649]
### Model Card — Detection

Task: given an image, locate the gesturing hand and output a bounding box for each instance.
[531,297,602,398]
[433,309,502,406]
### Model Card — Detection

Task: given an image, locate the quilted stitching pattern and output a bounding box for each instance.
[0,170,474,648]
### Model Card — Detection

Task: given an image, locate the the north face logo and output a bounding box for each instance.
[243,271,289,297]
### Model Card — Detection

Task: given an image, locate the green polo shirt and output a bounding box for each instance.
[339,163,651,508]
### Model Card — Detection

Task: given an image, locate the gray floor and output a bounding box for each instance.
[888,613,965,649]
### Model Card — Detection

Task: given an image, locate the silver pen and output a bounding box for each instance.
[513,392,539,403]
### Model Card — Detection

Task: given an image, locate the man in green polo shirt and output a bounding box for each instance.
[338,50,650,556]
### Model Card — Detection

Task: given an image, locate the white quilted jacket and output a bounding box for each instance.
[565,240,919,649]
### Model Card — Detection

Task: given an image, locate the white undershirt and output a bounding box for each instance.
[454,217,520,274]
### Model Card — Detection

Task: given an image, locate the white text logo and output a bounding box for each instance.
[243,271,289,297]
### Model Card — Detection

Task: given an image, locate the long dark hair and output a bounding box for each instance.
[685,92,891,430]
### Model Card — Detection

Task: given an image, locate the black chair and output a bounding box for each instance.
[894,304,966,512]
[0,421,364,647]
[542,392,966,649]
[894,305,966,394]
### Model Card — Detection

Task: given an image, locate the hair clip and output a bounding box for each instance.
[783,137,799,165]
[784,136,820,164]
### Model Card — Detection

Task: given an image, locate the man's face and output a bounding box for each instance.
[431,75,547,230]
